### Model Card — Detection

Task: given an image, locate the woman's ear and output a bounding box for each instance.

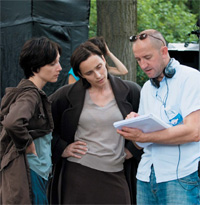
[101,55,107,68]
[78,71,84,79]
[102,55,106,63]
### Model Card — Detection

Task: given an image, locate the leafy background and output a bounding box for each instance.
[89,0,199,86]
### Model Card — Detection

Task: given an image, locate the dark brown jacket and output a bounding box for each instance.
[48,74,143,204]
[0,79,54,204]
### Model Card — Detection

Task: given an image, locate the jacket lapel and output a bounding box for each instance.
[61,80,86,144]
[109,74,133,118]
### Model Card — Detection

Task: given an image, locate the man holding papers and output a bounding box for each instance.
[117,29,200,205]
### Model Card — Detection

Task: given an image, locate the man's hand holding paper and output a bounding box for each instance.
[115,112,170,148]
[126,112,140,119]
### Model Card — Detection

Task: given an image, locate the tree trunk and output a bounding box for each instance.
[96,0,137,81]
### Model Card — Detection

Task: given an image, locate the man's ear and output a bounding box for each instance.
[161,46,168,58]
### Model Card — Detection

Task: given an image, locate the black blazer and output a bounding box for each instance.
[48,74,143,204]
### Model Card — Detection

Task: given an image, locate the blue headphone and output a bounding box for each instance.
[150,58,176,88]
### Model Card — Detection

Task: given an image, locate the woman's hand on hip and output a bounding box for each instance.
[61,141,88,159]
[26,141,37,156]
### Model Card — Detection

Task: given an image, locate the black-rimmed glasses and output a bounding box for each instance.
[129,33,165,46]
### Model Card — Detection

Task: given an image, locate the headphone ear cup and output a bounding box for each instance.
[150,78,160,88]
[164,65,176,78]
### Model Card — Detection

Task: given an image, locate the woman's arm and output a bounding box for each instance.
[2,90,39,152]
[105,43,128,76]
[68,74,77,84]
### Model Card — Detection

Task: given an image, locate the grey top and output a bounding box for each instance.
[68,90,126,172]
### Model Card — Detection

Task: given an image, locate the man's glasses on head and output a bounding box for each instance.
[129,33,165,46]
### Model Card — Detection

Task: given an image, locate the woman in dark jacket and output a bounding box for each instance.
[49,41,142,204]
[0,36,62,204]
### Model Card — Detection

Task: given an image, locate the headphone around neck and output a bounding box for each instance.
[150,58,176,88]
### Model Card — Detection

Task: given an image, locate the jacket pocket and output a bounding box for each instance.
[0,144,19,170]
[1,152,32,204]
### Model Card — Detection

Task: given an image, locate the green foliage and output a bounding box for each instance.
[136,0,199,86]
[89,0,199,86]
[89,0,97,38]
[185,0,200,15]
[137,0,198,43]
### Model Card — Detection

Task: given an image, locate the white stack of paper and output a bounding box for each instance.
[113,113,171,148]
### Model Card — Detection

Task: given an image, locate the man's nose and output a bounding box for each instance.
[139,59,148,69]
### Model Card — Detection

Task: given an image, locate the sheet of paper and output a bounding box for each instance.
[113,113,171,148]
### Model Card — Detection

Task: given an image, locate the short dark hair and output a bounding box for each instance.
[88,36,107,56]
[70,41,103,88]
[19,36,62,79]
